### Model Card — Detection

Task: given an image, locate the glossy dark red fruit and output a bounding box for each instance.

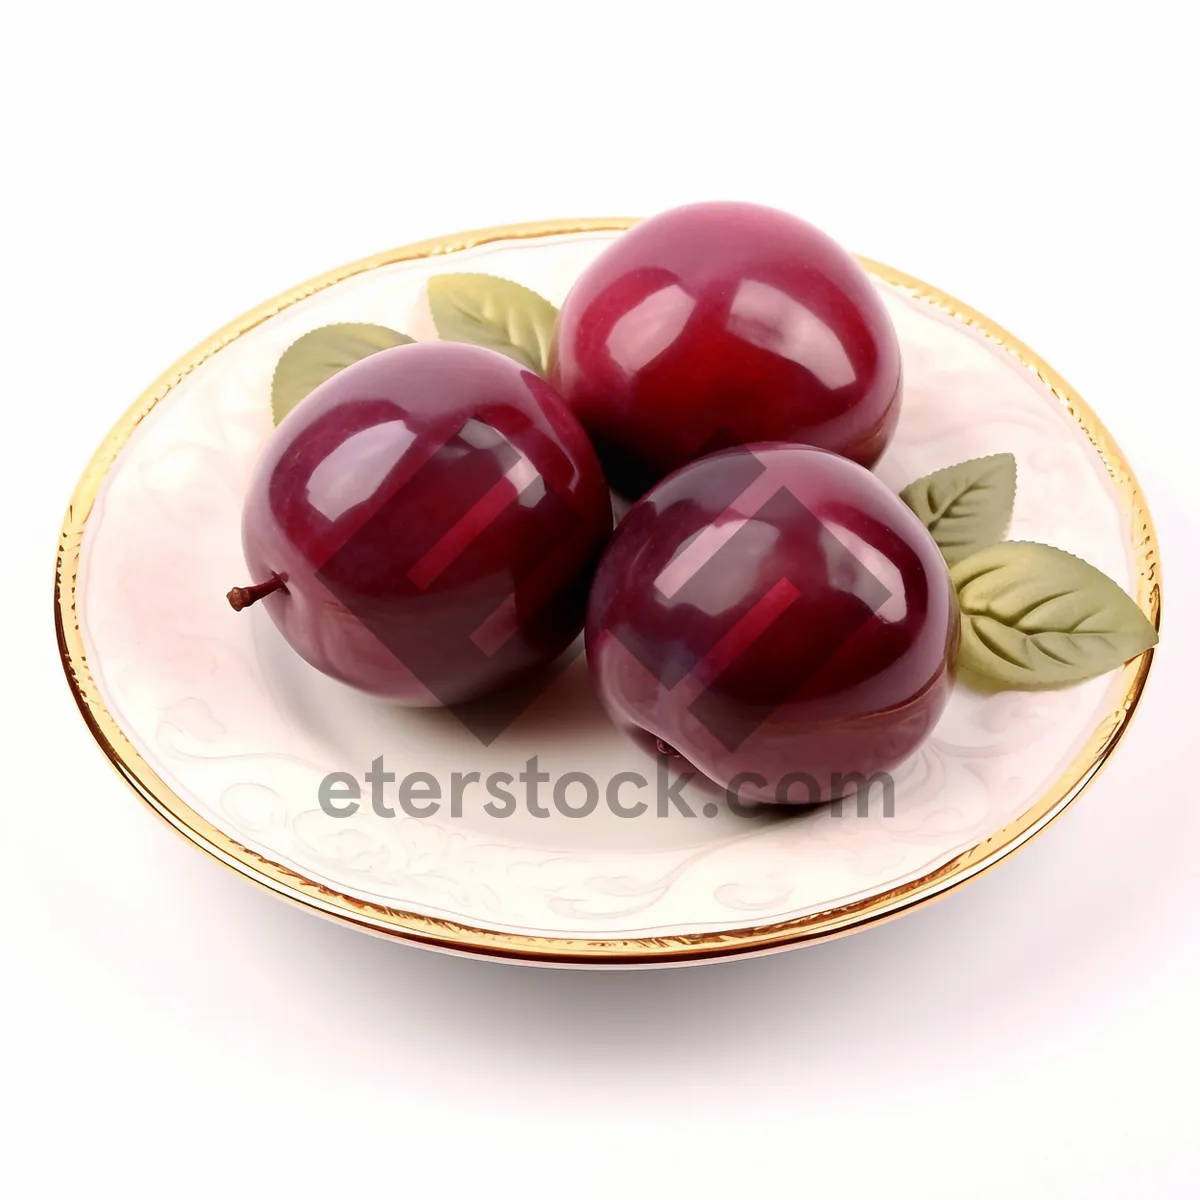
[549,201,902,496]
[232,341,612,705]
[585,444,958,804]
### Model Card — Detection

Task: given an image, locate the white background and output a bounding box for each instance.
[2,2,1198,1196]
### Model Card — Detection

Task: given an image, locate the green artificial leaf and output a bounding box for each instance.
[952,541,1158,688]
[271,323,414,424]
[427,273,558,374]
[900,453,1017,565]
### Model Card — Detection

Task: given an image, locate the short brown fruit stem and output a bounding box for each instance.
[227,574,285,612]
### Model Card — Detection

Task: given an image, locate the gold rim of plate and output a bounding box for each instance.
[53,218,1162,966]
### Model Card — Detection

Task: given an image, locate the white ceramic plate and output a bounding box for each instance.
[56,219,1160,967]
